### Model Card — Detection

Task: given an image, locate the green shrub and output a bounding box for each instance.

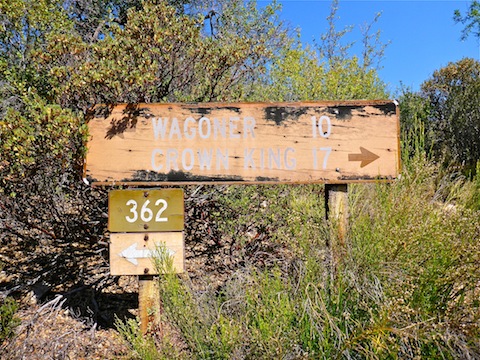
[0,90,86,183]
[465,160,480,210]
[150,157,480,359]
[115,317,161,360]
[420,58,480,169]
[0,297,20,342]
[350,157,480,358]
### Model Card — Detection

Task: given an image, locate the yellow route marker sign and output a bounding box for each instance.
[108,188,184,232]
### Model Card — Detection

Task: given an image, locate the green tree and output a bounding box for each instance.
[65,0,192,42]
[254,42,387,102]
[0,0,74,97]
[65,0,142,42]
[420,57,480,168]
[318,0,388,100]
[253,0,389,101]
[454,1,480,40]
[398,88,431,162]
[42,0,286,109]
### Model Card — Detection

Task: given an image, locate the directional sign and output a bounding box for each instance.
[110,232,184,275]
[108,189,184,232]
[85,101,400,184]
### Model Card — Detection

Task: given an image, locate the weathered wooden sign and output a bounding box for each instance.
[108,189,184,232]
[109,232,184,275]
[85,101,400,184]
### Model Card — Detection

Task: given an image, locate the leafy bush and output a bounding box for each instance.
[399,89,431,162]
[401,59,480,172]
[0,90,86,182]
[350,157,480,358]
[0,88,110,295]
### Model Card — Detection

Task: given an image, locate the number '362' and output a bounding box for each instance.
[125,199,168,223]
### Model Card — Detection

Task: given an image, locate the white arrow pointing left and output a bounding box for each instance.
[119,243,175,266]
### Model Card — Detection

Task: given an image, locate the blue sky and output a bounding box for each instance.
[267,0,480,95]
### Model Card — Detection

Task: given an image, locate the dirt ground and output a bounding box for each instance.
[1,271,139,359]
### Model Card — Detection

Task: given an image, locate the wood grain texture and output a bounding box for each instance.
[85,101,400,184]
[138,275,159,335]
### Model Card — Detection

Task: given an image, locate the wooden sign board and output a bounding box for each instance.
[85,101,400,185]
[109,232,184,275]
[108,189,184,232]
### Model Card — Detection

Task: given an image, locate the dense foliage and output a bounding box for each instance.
[421,58,480,168]
[400,58,480,171]
[1,0,480,358]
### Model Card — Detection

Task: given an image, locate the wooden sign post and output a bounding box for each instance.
[325,184,348,279]
[86,101,400,335]
[108,188,184,334]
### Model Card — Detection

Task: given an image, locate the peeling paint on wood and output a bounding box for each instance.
[84,101,400,185]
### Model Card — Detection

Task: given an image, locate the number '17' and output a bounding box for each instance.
[312,147,332,170]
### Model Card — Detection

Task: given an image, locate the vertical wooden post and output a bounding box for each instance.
[138,275,160,335]
[325,184,349,277]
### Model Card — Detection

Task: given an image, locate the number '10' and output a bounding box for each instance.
[125,199,168,223]
[312,116,332,138]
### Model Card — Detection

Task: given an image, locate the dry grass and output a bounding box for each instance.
[1,294,129,359]
[126,157,480,359]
